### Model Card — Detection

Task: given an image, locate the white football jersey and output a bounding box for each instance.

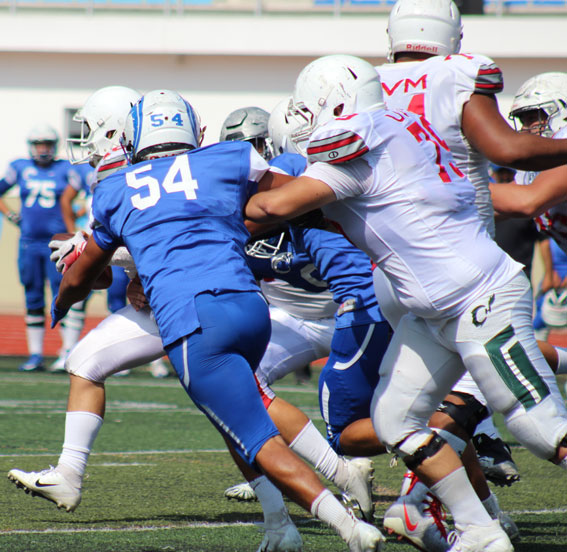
[304,108,522,320]
[377,54,504,238]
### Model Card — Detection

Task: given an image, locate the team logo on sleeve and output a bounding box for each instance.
[307,131,369,165]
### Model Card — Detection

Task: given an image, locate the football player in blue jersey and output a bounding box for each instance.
[34,90,385,552]
[0,125,87,372]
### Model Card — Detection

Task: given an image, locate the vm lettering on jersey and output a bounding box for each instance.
[382,75,427,97]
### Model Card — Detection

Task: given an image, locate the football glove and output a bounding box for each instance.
[50,297,69,328]
[49,231,87,274]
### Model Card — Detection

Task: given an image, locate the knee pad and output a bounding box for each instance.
[504,395,567,460]
[396,432,447,471]
[436,391,489,438]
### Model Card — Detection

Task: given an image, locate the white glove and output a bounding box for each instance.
[49,231,87,273]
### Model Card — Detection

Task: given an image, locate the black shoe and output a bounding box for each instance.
[473,433,520,487]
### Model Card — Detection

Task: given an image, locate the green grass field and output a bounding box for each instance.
[1,356,566,551]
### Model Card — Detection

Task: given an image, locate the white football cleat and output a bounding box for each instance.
[340,457,374,522]
[383,492,449,552]
[49,353,67,373]
[447,520,513,552]
[257,508,302,552]
[150,358,170,378]
[347,520,385,552]
[7,465,81,512]
[224,481,257,501]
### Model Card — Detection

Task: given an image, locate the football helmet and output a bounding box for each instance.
[541,288,567,327]
[219,106,274,160]
[27,124,59,166]
[67,85,141,166]
[288,55,385,155]
[387,0,462,62]
[245,232,287,259]
[268,97,304,156]
[121,89,202,164]
[509,72,567,137]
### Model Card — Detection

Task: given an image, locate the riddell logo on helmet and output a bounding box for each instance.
[407,44,439,53]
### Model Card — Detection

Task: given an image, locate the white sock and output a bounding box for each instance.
[26,324,44,356]
[60,302,86,353]
[554,346,567,374]
[310,489,356,542]
[482,492,502,519]
[430,467,493,531]
[250,475,286,523]
[289,420,340,483]
[58,411,103,482]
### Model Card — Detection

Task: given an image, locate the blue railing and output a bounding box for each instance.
[0,0,566,13]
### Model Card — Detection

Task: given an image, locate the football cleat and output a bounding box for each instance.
[347,520,386,552]
[257,508,302,552]
[447,520,513,552]
[497,511,520,542]
[340,457,374,522]
[7,465,81,512]
[49,353,67,373]
[18,354,44,372]
[473,434,520,487]
[150,359,170,378]
[224,482,257,501]
[383,492,449,552]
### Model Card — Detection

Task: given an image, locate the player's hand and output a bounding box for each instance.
[6,211,20,226]
[50,297,69,328]
[49,231,87,274]
[127,275,149,311]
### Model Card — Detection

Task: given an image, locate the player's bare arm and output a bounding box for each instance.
[56,235,115,311]
[245,175,336,223]
[490,164,567,217]
[60,184,80,233]
[463,93,567,171]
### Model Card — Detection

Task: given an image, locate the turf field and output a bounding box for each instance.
[1,356,566,552]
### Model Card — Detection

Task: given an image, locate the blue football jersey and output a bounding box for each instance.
[247,238,329,293]
[269,152,306,177]
[0,159,81,241]
[289,227,384,328]
[91,141,265,347]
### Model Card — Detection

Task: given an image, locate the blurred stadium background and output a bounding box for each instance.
[0,1,566,338]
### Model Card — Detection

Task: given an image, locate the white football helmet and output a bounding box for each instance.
[27,124,59,166]
[541,288,567,327]
[268,97,305,156]
[121,90,202,164]
[288,54,385,155]
[219,106,274,160]
[387,0,462,62]
[509,72,567,137]
[67,85,141,166]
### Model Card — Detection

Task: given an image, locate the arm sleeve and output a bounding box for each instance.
[303,157,373,200]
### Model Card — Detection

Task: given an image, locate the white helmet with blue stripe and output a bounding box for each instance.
[121,90,202,164]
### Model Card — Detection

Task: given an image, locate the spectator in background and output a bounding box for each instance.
[0,125,86,372]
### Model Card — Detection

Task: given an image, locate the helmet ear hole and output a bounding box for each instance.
[333,104,345,117]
